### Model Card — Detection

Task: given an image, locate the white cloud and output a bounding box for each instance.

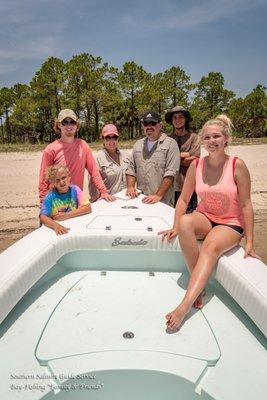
[164,0,267,29]
[0,63,18,75]
[0,1,69,65]
[121,0,266,30]
[0,0,96,84]
[0,0,265,92]
[0,36,61,62]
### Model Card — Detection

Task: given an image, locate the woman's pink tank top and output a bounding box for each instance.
[195,156,244,227]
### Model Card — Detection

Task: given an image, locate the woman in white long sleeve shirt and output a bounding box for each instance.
[89,124,130,202]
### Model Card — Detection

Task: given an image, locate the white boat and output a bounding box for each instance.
[0,191,266,400]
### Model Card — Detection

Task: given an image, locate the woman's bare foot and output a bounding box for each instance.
[165,304,189,331]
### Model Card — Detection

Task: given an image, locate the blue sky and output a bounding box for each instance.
[0,0,266,98]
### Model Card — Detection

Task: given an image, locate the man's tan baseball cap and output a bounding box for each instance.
[58,109,78,122]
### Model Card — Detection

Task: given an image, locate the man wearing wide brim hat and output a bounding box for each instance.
[165,105,200,212]
[165,106,192,126]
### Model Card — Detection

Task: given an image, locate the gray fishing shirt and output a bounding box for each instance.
[89,149,131,201]
[126,133,180,205]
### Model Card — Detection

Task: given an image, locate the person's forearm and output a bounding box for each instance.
[126,174,136,189]
[155,176,173,199]
[93,175,108,195]
[86,148,108,194]
[40,213,70,235]
[39,152,52,202]
[60,204,92,220]
[242,202,254,245]
[173,198,187,230]
[40,214,58,229]
[181,155,198,167]
[180,152,190,159]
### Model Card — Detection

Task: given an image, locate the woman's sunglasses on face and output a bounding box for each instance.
[103,136,118,141]
[143,121,157,127]
[61,119,77,126]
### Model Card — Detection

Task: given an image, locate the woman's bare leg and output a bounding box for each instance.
[178,212,213,273]
[166,226,241,330]
[177,213,212,308]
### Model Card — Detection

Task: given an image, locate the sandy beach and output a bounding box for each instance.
[0,145,266,263]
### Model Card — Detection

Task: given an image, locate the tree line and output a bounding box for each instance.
[0,53,266,143]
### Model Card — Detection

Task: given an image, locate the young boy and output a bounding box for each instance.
[40,164,91,235]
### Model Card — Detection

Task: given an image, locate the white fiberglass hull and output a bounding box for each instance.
[0,192,266,399]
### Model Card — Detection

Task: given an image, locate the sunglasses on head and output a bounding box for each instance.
[61,119,77,126]
[103,135,118,141]
[143,121,158,127]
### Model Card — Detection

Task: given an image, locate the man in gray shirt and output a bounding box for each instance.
[126,111,180,205]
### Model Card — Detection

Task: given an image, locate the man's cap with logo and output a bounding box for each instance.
[142,111,161,124]
[102,124,119,137]
[165,106,192,125]
[58,109,78,122]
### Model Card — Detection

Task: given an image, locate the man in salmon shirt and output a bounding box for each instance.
[38,109,115,203]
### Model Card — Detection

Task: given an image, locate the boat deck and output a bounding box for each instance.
[1,268,266,400]
[1,192,266,399]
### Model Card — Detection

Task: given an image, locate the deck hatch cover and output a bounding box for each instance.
[86,215,169,232]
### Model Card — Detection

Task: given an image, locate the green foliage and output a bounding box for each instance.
[0,86,15,142]
[229,85,267,137]
[117,61,149,139]
[191,72,235,131]
[163,66,191,108]
[0,56,266,143]
[28,57,65,142]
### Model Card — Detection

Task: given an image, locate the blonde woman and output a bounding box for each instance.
[160,114,260,331]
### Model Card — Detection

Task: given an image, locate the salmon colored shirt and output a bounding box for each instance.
[195,156,244,228]
[39,139,107,202]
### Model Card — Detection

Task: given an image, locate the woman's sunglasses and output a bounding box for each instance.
[103,136,118,141]
[61,119,77,126]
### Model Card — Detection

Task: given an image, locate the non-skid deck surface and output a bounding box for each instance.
[36,271,220,364]
[86,215,170,232]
